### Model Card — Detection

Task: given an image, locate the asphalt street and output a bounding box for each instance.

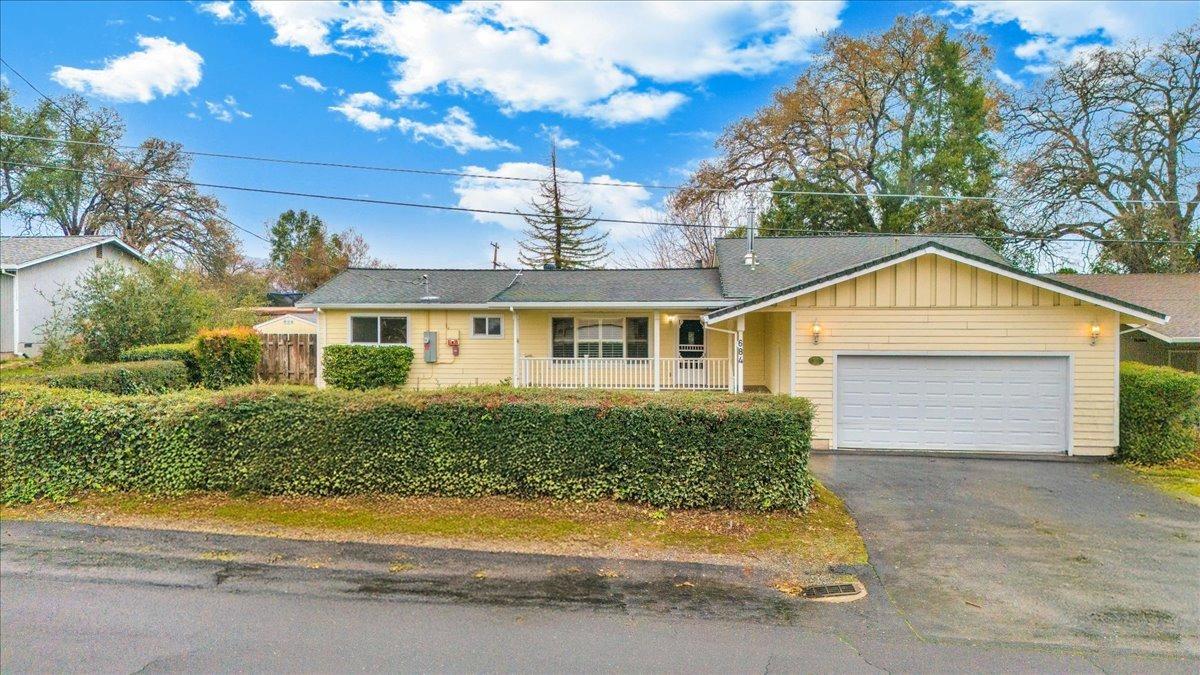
[2,515,1196,674]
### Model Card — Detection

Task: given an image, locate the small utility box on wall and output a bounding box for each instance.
[423,331,437,363]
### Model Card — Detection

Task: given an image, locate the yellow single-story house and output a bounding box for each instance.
[298,236,1172,458]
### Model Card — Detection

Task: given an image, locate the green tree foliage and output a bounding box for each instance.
[39,261,251,363]
[518,143,610,269]
[677,17,1003,248]
[0,86,57,213]
[1,88,238,274]
[268,209,376,292]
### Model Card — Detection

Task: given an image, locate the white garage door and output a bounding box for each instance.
[836,355,1069,453]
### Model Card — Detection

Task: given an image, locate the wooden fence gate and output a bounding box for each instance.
[258,333,317,384]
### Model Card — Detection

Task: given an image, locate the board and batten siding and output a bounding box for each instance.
[317,309,515,389]
[736,253,1123,455]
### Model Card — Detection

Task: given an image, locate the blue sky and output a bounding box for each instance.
[1,1,1195,268]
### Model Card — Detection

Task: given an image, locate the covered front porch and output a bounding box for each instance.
[510,309,791,393]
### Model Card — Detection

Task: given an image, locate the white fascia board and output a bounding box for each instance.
[704,246,1170,325]
[1136,326,1200,344]
[489,301,735,309]
[295,302,493,310]
[7,237,148,269]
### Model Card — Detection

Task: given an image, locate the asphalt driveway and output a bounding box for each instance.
[812,453,1200,657]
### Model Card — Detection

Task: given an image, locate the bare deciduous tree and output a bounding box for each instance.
[1005,25,1200,272]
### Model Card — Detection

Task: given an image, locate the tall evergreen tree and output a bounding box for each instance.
[517,143,609,269]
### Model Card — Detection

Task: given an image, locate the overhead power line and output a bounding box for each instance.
[3,131,1198,208]
[3,159,1196,247]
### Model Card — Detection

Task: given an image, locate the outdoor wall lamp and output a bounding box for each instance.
[811,320,822,345]
[1090,321,1101,346]
[665,314,678,324]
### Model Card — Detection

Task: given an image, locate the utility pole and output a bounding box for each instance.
[490,241,501,269]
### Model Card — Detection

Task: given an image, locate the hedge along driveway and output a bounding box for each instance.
[0,386,814,511]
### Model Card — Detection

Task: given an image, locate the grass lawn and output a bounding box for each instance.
[1126,453,1200,506]
[0,483,866,571]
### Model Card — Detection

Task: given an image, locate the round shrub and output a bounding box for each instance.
[194,327,261,389]
[1119,362,1200,465]
[322,344,414,389]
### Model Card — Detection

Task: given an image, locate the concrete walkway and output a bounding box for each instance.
[812,453,1200,658]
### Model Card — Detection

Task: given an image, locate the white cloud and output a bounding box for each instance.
[279,83,293,91]
[993,68,1023,89]
[197,1,244,23]
[249,0,355,56]
[454,161,660,240]
[206,95,251,122]
[949,1,1190,72]
[293,74,326,91]
[395,107,517,154]
[249,0,845,123]
[329,90,394,132]
[584,90,688,125]
[51,36,203,103]
[538,124,578,149]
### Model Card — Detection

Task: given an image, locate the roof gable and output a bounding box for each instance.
[1,236,146,269]
[704,242,1169,324]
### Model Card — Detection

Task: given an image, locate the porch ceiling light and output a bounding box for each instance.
[811,320,822,345]
[1090,321,1101,346]
[666,314,678,324]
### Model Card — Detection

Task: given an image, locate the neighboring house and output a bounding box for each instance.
[298,235,1172,458]
[254,312,318,335]
[1,236,146,357]
[1050,273,1198,373]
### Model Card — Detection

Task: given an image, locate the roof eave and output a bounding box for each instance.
[3,237,148,270]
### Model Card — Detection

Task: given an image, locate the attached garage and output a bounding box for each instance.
[835,355,1070,454]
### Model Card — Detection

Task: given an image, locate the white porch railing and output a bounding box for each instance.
[518,357,731,391]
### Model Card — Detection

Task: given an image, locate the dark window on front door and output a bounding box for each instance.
[678,319,704,358]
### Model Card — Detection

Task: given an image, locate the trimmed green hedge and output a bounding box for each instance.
[18,360,191,395]
[0,386,814,510]
[120,342,195,362]
[322,344,414,389]
[1119,362,1200,465]
[194,328,261,389]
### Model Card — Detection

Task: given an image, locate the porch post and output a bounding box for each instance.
[652,311,661,391]
[511,309,520,387]
[735,315,745,393]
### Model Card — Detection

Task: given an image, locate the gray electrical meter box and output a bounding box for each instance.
[423,331,437,363]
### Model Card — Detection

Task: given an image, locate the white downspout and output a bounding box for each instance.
[510,306,520,387]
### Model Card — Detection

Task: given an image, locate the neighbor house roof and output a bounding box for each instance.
[297,267,730,308]
[0,235,146,270]
[1050,273,1200,342]
[714,235,1007,299]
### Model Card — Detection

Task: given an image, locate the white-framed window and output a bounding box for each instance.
[349,315,409,345]
[471,315,503,338]
[549,317,650,358]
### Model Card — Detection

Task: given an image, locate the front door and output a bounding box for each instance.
[677,319,706,386]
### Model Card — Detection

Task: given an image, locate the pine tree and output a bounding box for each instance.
[517,143,609,269]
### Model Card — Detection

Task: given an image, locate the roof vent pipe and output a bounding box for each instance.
[543,262,557,270]
[419,273,440,302]
[695,259,703,269]
[743,203,758,267]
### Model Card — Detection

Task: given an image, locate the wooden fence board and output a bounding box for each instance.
[257,333,317,384]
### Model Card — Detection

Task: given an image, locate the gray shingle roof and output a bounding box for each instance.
[298,268,519,305]
[492,268,726,303]
[298,267,728,306]
[714,235,1007,299]
[1,236,123,268]
[1050,273,1199,340]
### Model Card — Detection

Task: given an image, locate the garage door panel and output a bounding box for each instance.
[836,355,1069,453]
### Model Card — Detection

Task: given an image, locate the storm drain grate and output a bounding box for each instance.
[803,583,859,599]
